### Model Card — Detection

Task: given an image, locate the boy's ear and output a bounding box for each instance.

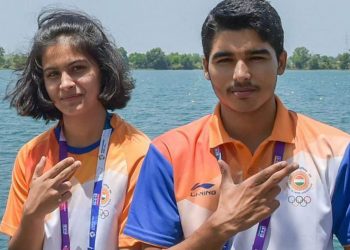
[202,57,210,80]
[277,50,287,75]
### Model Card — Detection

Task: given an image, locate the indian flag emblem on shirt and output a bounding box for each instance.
[288,168,311,193]
[294,175,305,186]
[100,184,111,207]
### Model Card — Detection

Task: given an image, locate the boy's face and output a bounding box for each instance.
[203,29,286,114]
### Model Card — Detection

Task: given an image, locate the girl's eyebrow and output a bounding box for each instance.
[43,59,88,72]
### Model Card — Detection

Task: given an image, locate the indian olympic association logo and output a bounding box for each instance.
[287,167,312,207]
[99,184,112,219]
[288,168,312,193]
[100,184,112,207]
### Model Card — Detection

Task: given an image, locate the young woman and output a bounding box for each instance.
[0,9,149,250]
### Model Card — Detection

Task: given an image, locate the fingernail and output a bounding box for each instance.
[291,163,299,169]
[278,161,287,167]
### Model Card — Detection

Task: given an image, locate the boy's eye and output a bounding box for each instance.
[217,58,233,63]
[250,56,266,61]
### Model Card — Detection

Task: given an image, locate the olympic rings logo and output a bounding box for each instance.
[288,195,311,207]
[99,209,110,219]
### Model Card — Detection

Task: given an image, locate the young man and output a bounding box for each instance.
[124,0,350,249]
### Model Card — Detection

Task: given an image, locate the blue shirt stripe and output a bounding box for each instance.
[332,143,350,245]
[124,144,183,247]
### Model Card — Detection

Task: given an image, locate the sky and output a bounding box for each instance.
[1,0,350,57]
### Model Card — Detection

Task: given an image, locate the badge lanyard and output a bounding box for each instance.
[214,141,285,250]
[58,120,112,250]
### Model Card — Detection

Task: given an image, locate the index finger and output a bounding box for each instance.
[33,156,46,179]
[258,162,299,189]
[249,161,297,186]
[42,157,76,180]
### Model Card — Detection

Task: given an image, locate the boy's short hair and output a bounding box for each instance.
[201,0,284,60]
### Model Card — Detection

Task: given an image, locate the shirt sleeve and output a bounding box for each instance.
[118,155,144,249]
[332,143,350,246]
[0,149,29,236]
[123,143,184,248]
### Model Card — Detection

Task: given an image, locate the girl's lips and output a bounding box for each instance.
[61,94,82,101]
[61,94,81,100]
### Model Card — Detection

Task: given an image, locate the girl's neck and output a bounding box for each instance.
[61,108,108,148]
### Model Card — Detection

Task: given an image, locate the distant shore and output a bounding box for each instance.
[0,46,349,70]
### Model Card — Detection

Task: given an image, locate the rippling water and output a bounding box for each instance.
[1,69,349,249]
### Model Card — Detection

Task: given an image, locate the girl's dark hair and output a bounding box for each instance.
[201,0,284,60]
[6,8,134,121]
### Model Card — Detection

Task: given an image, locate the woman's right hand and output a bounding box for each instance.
[23,156,81,220]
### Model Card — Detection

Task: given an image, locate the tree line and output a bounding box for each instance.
[1,46,349,70]
[287,47,350,70]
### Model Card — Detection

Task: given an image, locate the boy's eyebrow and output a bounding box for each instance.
[211,48,272,61]
[248,48,271,56]
[211,51,234,60]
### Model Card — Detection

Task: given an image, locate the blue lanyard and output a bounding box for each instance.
[58,120,112,250]
[214,141,285,250]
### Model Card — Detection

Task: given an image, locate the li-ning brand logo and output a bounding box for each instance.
[190,183,216,197]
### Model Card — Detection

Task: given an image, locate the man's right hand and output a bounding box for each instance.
[208,160,298,241]
[142,160,298,250]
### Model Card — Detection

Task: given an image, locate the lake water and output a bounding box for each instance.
[0,69,349,249]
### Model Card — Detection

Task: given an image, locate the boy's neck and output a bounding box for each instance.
[220,97,277,154]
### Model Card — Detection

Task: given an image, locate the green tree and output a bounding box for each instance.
[0,47,5,68]
[307,54,320,70]
[129,52,147,69]
[145,48,168,69]
[319,55,336,69]
[337,52,350,70]
[0,47,6,68]
[7,53,27,69]
[117,47,129,65]
[192,54,203,69]
[167,53,182,70]
[289,47,311,69]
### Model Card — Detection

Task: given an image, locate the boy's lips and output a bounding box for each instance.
[229,86,257,98]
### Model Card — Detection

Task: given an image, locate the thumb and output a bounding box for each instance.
[33,156,46,179]
[218,160,235,189]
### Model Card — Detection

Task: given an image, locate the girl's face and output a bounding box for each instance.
[42,41,104,119]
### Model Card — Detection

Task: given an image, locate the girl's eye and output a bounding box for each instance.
[72,65,86,72]
[46,71,59,78]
